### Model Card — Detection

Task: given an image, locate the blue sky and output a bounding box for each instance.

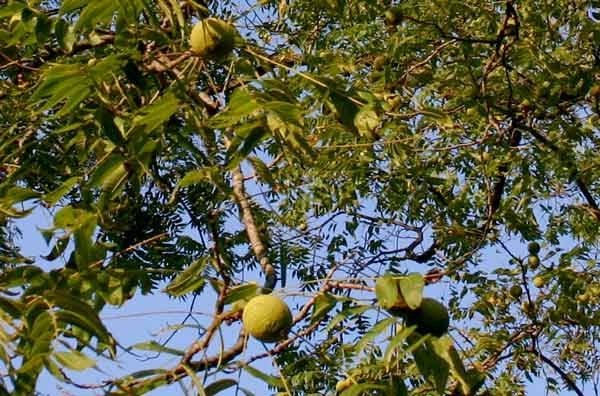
[12,205,565,395]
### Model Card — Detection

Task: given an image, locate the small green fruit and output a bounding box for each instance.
[528,255,540,269]
[384,8,402,26]
[242,294,292,343]
[521,301,534,314]
[548,309,561,322]
[509,285,523,299]
[190,18,238,58]
[404,297,450,337]
[527,242,541,255]
[373,55,386,70]
[532,276,545,288]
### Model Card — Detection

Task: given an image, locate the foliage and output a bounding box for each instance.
[1,0,600,394]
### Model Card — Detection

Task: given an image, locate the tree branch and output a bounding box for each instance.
[516,122,600,220]
[538,352,584,396]
[231,166,275,282]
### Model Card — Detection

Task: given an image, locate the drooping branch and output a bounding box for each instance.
[516,122,600,220]
[231,166,276,283]
[538,352,584,396]
[487,125,522,218]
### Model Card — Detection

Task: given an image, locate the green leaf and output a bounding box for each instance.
[178,169,208,189]
[54,18,76,52]
[87,154,128,192]
[29,311,55,355]
[131,341,185,356]
[243,365,284,388]
[204,379,238,395]
[53,350,96,371]
[340,383,387,396]
[181,364,206,396]
[59,0,87,14]
[311,292,337,323]
[398,273,424,310]
[132,92,180,134]
[207,89,261,128]
[325,305,371,333]
[375,275,402,310]
[430,336,484,395]
[34,14,52,44]
[54,206,94,230]
[411,338,450,395]
[31,69,90,114]
[45,291,115,353]
[163,258,208,297]
[223,283,259,305]
[226,123,268,168]
[44,356,67,382]
[247,156,276,186]
[388,376,408,396]
[264,101,303,125]
[42,236,70,261]
[0,186,41,206]
[94,106,126,145]
[0,1,26,18]
[0,296,24,318]
[75,0,119,31]
[42,176,80,205]
[355,317,395,352]
[328,91,359,129]
[383,325,416,366]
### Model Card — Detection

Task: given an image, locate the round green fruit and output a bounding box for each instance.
[190,18,237,58]
[527,242,541,255]
[528,255,540,269]
[521,301,534,314]
[532,276,545,288]
[404,297,450,337]
[373,55,386,71]
[384,8,402,26]
[548,309,561,322]
[242,294,292,343]
[509,285,523,299]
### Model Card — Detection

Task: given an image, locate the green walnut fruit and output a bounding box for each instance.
[528,255,540,269]
[190,18,237,58]
[548,309,561,322]
[384,7,402,26]
[509,285,523,299]
[373,55,386,71]
[527,242,541,255]
[521,301,534,314]
[532,276,545,288]
[242,294,292,343]
[404,297,450,337]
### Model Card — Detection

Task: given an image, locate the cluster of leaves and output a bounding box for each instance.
[0,0,599,395]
